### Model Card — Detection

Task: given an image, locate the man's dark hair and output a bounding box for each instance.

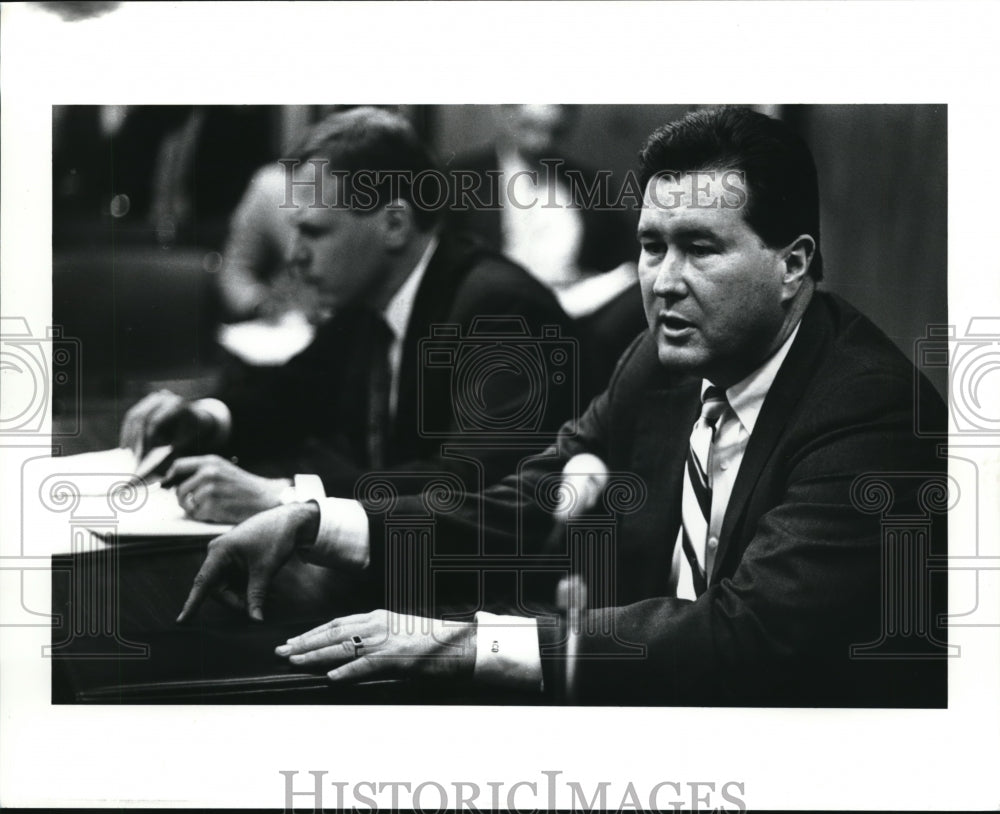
[639,106,823,281]
[292,106,441,231]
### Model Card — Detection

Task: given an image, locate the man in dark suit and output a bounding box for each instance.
[178,107,947,708]
[120,107,576,522]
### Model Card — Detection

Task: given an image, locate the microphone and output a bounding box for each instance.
[551,453,606,703]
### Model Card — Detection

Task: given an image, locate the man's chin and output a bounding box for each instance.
[655,340,706,375]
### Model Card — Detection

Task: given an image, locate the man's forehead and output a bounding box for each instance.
[291,162,346,209]
[642,170,747,209]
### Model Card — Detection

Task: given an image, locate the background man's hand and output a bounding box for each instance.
[275,610,477,683]
[176,501,319,623]
[553,453,609,521]
[163,455,287,523]
[119,389,211,458]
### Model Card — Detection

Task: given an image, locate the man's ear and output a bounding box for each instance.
[379,199,416,251]
[779,234,816,301]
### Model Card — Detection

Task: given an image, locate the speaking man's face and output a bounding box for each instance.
[290,169,387,314]
[637,172,791,386]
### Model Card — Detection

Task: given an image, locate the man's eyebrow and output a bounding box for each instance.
[636,225,722,242]
[673,226,722,241]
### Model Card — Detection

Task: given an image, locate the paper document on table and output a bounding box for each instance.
[39,448,232,540]
[88,482,233,540]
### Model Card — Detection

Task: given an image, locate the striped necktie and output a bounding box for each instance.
[680,386,728,596]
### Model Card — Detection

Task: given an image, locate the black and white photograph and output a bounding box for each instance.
[1,2,998,811]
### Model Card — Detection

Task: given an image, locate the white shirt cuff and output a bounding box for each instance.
[192,397,232,445]
[280,474,326,505]
[473,611,543,692]
[301,497,370,570]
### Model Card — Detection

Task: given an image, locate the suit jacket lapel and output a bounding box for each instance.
[390,235,476,452]
[712,296,833,582]
[623,375,700,592]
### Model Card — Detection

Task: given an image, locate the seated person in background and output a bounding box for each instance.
[215,106,390,324]
[177,107,948,707]
[447,103,646,401]
[448,104,637,291]
[120,107,577,523]
[214,161,312,323]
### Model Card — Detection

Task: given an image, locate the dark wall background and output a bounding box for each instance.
[800,104,947,399]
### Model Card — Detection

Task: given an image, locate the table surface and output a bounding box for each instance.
[47,386,547,704]
[50,539,542,705]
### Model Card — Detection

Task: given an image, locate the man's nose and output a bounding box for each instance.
[651,251,687,298]
[289,240,312,278]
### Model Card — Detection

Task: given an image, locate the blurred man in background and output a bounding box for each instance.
[121,107,576,523]
[448,104,646,399]
[448,104,636,288]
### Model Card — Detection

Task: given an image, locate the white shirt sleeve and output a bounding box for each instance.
[300,497,371,570]
[473,611,543,692]
[280,474,326,505]
[191,397,232,445]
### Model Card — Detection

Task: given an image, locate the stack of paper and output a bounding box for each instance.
[22,448,232,548]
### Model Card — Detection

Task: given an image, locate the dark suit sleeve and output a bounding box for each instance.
[544,365,947,706]
[212,317,361,478]
[435,257,581,484]
[363,331,640,602]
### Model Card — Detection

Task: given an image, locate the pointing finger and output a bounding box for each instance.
[176,545,229,623]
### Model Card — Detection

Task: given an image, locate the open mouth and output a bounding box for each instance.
[658,313,695,333]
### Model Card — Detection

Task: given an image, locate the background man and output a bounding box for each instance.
[120,107,576,522]
[447,104,636,288]
[178,107,948,707]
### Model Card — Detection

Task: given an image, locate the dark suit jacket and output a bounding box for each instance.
[216,233,578,496]
[363,292,949,707]
[446,148,638,275]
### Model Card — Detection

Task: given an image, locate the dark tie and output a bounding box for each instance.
[680,386,728,596]
[365,313,394,470]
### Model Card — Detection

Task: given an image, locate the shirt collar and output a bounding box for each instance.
[497,145,530,176]
[702,320,802,437]
[382,235,438,342]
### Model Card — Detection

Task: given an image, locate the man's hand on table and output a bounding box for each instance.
[120,389,216,458]
[163,455,288,523]
[275,610,477,683]
[176,501,320,623]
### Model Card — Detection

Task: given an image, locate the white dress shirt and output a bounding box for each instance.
[498,148,584,289]
[667,322,801,599]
